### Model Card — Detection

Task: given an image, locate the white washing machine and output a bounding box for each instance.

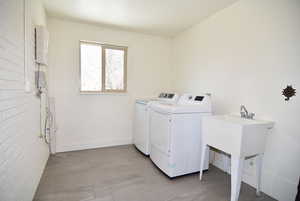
[133,93,179,155]
[149,93,212,177]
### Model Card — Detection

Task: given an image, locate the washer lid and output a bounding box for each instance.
[151,103,211,114]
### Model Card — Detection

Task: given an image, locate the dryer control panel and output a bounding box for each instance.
[157,93,179,102]
[158,93,175,99]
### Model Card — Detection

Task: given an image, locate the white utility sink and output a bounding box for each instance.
[216,114,274,126]
[199,115,274,201]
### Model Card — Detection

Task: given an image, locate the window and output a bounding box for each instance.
[80,41,127,93]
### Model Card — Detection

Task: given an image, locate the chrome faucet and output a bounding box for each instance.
[240,105,255,119]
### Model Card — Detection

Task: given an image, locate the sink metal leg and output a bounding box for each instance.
[231,156,244,201]
[256,154,263,196]
[199,143,208,180]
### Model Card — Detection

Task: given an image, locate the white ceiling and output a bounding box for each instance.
[43,0,238,37]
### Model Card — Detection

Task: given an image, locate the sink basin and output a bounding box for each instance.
[202,115,274,157]
[215,115,274,127]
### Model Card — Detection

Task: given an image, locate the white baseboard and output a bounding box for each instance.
[56,138,132,153]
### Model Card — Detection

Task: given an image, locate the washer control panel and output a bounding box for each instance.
[178,93,211,105]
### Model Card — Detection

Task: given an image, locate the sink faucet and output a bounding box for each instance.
[240,105,255,119]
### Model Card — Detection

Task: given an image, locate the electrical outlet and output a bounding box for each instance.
[243,158,256,176]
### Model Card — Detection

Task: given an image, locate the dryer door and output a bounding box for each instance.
[150,110,171,155]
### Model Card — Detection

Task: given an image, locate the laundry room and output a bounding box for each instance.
[0,0,299,201]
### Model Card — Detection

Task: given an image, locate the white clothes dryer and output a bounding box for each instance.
[149,93,212,177]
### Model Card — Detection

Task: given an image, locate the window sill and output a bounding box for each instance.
[79,91,128,96]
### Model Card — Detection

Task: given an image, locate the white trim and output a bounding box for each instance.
[24,0,32,93]
[56,139,132,153]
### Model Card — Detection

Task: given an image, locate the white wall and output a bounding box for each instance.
[31,0,47,26]
[47,18,172,152]
[0,0,49,201]
[172,0,300,200]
